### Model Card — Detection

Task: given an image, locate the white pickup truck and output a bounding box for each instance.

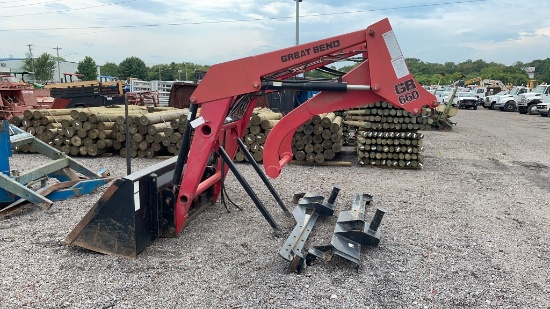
[453,92,478,109]
[493,86,530,112]
[434,87,455,104]
[536,102,550,117]
[483,90,509,109]
[517,84,550,115]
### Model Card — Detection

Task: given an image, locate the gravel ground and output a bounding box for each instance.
[1,107,550,308]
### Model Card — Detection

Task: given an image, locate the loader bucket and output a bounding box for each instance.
[63,157,178,257]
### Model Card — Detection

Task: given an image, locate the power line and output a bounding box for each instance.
[2,28,131,43]
[0,0,39,3]
[0,48,28,54]
[0,0,487,31]
[0,0,138,18]
[0,0,63,9]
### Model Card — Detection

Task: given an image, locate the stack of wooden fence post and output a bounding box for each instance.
[291,112,344,164]
[234,109,345,164]
[337,110,355,147]
[235,108,282,162]
[343,101,433,132]
[10,106,189,158]
[355,131,425,168]
[344,101,427,169]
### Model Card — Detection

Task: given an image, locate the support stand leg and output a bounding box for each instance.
[236,138,290,216]
[218,146,280,231]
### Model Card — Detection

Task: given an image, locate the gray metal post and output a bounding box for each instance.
[295,0,300,45]
[27,44,35,82]
[53,46,62,82]
[125,94,131,175]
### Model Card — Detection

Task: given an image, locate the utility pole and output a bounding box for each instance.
[185,63,188,81]
[26,44,35,81]
[158,66,161,81]
[295,0,303,78]
[52,46,62,82]
[295,0,301,45]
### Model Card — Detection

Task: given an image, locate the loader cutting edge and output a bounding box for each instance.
[63,179,141,257]
[63,157,181,257]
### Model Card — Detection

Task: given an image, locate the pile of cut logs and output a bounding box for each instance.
[234,109,345,164]
[343,101,433,132]
[12,106,349,164]
[356,131,425,169]
[235,108,282,162]
[291,112,344,164]
[10,106,188,158]
[344,101,427,169]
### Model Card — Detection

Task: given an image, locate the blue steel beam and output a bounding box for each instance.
[46,179,112,201]
[0,172,53,209]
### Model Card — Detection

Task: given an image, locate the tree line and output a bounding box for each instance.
[405,58,550,86]
[22,52,550,86]
[307,59,550,86]
[22,53,209,83]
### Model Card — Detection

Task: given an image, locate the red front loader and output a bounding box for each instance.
[64,18,438,257]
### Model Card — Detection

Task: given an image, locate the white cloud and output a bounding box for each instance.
[1,0,549,68]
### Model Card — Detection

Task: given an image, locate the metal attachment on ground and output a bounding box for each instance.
[307,193,385,267]
[63,157,182,257]
[279,186,340,273]
[0,120,112,217]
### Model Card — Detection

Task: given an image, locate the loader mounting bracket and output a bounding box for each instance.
[280,187,340,273]
[307,193,386,267]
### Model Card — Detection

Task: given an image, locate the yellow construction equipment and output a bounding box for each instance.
[464,77,482,87]
[528,79,539,89]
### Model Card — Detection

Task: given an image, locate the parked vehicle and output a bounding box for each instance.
[517,84,550,115]
[453,92,478,109]
[0,78,53,119]
[536,102,550,117]
[494,86,530,112]
[435,89,452,104]
[483,90,509,109]
[469,87,485,104]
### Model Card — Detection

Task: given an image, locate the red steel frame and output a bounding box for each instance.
[174,18,438,232]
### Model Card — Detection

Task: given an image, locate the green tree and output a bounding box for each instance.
[169,62,180,80]
[148,64,173,81]
[179,62,201,81]
[415,74,443,86]
[407,58,435,75]
[23,52,55,82]
[525,58,550,81]
[76,56,98,81]
[118,56,148,80]
[339,64,359,73]
[305,69,333,79]
[190,64,210,82]
[100,62,119,78]
[479,66,528,85]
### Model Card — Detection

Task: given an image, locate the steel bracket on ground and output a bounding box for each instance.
[279,186,340,273]
[307,193,386,267]
[0,120,111,215]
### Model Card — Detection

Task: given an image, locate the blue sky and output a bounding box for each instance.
[1,0,549,68]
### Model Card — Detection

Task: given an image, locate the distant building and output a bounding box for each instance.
[0,57,79,83]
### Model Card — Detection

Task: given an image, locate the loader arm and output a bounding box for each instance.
[64,18,437,257]
[177,18,437,225]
